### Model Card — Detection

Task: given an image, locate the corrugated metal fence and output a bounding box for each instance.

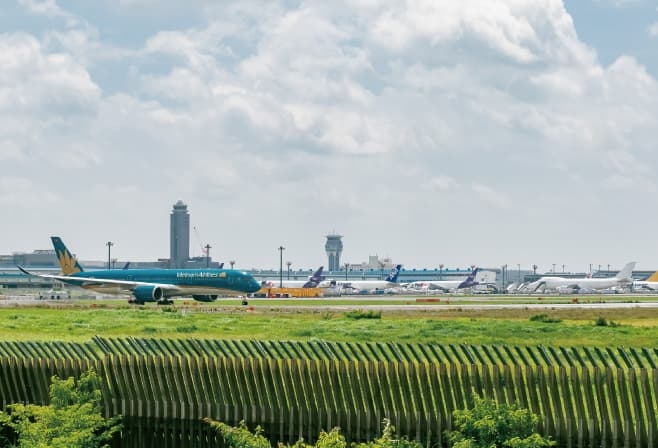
[0,338,657,447]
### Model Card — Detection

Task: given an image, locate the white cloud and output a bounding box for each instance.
[471,183,511,210]
[425,176,460,192]
[649,22,658,37]
[18,0,65,17]
[1,0,658,269]
[18,0,79,26]
[0,177,58,207]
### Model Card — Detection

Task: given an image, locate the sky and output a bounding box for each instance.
[1,0,658,273]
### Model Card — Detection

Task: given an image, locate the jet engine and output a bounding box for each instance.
[133,285,163,302]
[192,295,218,302]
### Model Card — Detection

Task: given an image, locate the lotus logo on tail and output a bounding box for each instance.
[51,237,84,275]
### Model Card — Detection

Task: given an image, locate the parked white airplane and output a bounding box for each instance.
[404,268,494,292]
[527,262,636,293]
[632,270,658,291]
[261,266,324,288]
[319,265,402,291]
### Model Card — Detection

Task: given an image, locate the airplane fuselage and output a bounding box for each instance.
[535,276,631,291]
[59,268,261,298]
[320,280,395,291]
[407,280,463,291]
[261,279,314,288]
[633,280,658,291]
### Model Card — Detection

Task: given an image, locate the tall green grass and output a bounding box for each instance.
[0,302,657,347]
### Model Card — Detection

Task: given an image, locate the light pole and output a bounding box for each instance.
[204,244,211,268]
[344,262,349,281]
[502,264,507,292]
[439,264,444,280]
[517,264,521,282]
[607,264,611,273]
[286,261,292,280]
[229,260,235,269]
[278,246,285,287]
[532,264,537,275]
[106,241,113,270]
[562,264,565,273]
[552,263,556,274]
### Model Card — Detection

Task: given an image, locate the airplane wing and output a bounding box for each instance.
[427,283,451,292]
[17,266,181,292]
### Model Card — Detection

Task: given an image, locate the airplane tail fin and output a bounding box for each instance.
[458,268,479,289]
[645,270,658,282]
[385,265,402,283]
[303,266,324,288]
[50,236,84,275]
[615,262,636,280]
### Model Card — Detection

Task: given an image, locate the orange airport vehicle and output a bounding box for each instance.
[252,287,323,298]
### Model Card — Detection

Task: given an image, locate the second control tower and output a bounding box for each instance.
[325,234,343,272]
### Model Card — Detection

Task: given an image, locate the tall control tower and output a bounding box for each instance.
[170,200,190,268]
[325,233,343,272]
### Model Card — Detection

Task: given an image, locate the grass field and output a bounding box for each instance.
[1,295,658,347]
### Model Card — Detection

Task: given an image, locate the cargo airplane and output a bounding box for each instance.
[18,237,261,305]
[319,264,402,291]
[261,266,324,288]
[404,268,491,292]
[632,270,658,291]
[526,262,636,293]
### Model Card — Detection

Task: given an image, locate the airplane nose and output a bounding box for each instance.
[249,277,261,293]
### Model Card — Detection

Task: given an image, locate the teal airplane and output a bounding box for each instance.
[18,236,261,305]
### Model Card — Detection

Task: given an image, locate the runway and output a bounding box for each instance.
[3,292,658,312]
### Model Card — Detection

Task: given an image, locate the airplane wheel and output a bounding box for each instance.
[241,300,248,306]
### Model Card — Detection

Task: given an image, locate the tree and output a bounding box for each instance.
[0,370,121,448]
[203,419,270,448]
[205,418,420,448]
[353,419,421,448]
[446,395,554,448]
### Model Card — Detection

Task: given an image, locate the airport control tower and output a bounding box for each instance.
[170,200,190,268]
[325,233,343,272]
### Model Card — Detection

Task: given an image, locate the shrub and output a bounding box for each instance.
[204,418,420,448]
[595,316,620,327]
[203,419,270,448]
[0,370,122,448]
[446,395,555,448]
[344,310,382,320]
[529,314,562,324]
[354,419,421,448]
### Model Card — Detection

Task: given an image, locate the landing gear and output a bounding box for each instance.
[157,299,174,305]
[241,299,249,306]
[128,299,145,305]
